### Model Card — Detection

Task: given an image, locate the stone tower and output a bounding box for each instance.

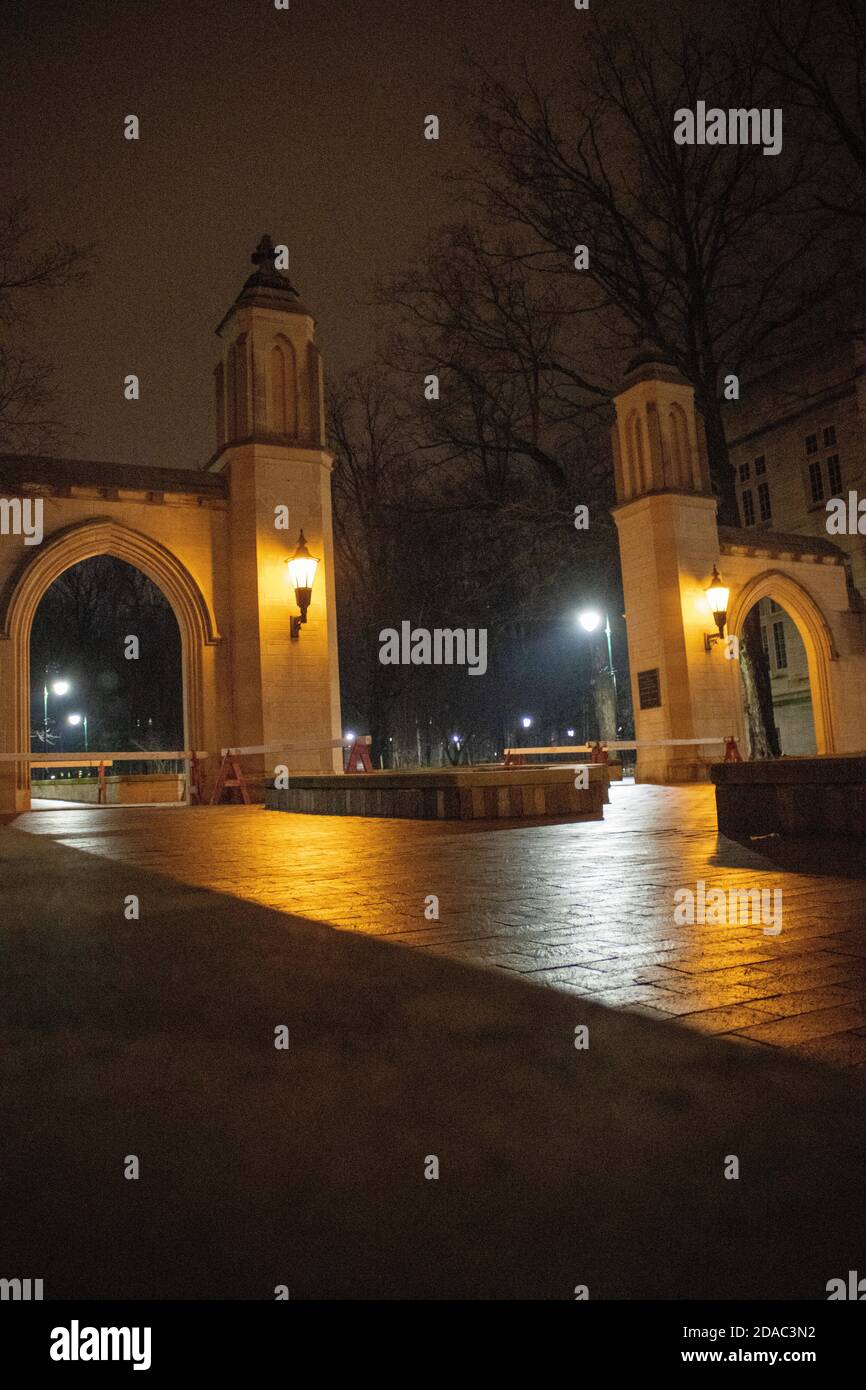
[211,236,342,770]
[611,342,735,782]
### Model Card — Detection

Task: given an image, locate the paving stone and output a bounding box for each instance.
[672,1004,783,1034]
[732,1004,866,1046]
[11,782,866,1069]
[741,984,866,1015]
[790,1032,866,1068]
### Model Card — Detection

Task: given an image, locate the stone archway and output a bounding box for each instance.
[727,569,837,756]
[0,518,220,810]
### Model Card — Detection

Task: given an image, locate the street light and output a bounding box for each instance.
[42,676,71,749]
[521,716,532,729]
[577,607,618,737]
[67,712,88,752]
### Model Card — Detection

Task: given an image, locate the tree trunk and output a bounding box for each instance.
[739,608,781,759]
[698,391,740,526]
[697,393,780,761]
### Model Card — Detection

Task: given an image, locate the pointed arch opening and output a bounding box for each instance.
[269,336,297,437]
[1,519,219,807]
[727,570,837,755]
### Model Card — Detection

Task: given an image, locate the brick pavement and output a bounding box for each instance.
[17,782,866,1067]
[2,808,866,1298]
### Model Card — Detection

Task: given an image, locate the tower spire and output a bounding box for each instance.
[219,234,310,322]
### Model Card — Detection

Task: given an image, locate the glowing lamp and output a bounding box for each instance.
[704,565,730,650]
[578,609,602,633]
[287,530,319,640]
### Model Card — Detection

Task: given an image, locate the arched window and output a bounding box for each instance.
[233,336,248,437]
[270,339,297,436]
[631,413,648,494]
[668,404,690,488]
[214,362,226,448]
[226,344,237,441]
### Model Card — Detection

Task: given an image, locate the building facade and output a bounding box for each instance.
[726,295,866,754]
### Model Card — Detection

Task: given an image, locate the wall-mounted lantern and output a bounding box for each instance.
[703,564,730,651]
[287,530,319,640]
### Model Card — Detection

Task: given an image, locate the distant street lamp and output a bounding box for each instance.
[67,712,88,752]
[578,609,602,633]
[577,607,618,739]
[42,676,71,749]
[521,716,532,729]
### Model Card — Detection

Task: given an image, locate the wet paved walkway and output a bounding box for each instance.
[16,783,866,1067]
[3,797,866,1299]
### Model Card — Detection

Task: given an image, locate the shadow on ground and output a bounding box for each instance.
[1,824,865,1300]
[713,831,866,880]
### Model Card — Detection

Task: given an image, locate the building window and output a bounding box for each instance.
[754,455,766,475]
[808,460,824,503]
[757,481,772,522]
[805,433,819,455]
[739,461,750,482]
[827,454,843,493]
[772,621,787,670]
[742,488,755,525]
[761,624,769,660]
[823,425,837,448]
[769,600,781,613]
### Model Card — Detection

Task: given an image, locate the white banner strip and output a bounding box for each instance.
[1,750,209,764]
[219,737,371,757]
[504,738,726,755]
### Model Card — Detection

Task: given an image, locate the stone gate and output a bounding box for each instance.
[0,238,342,814]
[610,345,866,782]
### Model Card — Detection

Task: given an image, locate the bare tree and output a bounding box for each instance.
[434,19,845,757]
[457,22,844,517]
[381,221,610,495]
[757,0,866,220]
[0,198,91,451]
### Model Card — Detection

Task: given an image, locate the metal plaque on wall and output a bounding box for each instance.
[637,668,661,709]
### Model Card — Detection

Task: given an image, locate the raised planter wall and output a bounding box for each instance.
[264,764,609,821]
[710,756,866,838]
[31,773,185,805]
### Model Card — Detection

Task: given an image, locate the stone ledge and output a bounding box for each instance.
[264,764,609,820]
[711,755,866,837]
[711,755,866,786]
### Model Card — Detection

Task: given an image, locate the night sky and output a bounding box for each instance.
[1,0,692,472]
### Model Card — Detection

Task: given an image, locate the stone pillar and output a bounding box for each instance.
[210,237,342,772]
[611,343,738,782]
